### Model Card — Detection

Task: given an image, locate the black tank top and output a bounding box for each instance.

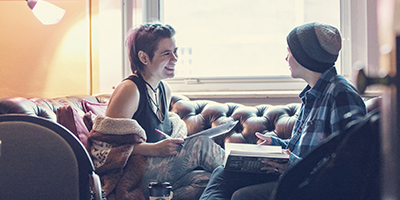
[125,75,173,143]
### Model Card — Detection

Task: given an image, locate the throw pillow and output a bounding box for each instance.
[83,111,96,132]
[56,105,90,150]
[81,99,107,116]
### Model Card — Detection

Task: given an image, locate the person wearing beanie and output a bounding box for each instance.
[287,22,342,74]
[200,22,367,200]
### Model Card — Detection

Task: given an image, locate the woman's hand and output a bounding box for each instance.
[152,138,185,157]
[255,132,273,145]
[261,149,291,174]
[133,138,184,157]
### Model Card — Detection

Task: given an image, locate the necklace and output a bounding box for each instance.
[140,75,164,121]
[144,81,158,93]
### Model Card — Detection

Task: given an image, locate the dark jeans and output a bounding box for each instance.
[199,166,279,200]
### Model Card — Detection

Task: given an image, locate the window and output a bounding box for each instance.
[121,0,378,99]
[162,0,340,79]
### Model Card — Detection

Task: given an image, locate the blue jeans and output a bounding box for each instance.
[199,166,279,200]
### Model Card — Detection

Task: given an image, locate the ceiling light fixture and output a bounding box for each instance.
[26,0,66,25]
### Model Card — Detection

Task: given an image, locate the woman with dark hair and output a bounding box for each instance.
[89,23,225,200]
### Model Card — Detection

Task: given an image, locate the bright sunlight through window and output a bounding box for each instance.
[162,0,340,78]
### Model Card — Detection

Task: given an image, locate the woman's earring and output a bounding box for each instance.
[139,51,148,65]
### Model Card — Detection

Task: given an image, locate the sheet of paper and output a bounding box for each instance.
[184,120,238,141]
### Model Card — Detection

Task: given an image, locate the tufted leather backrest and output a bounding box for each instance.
[171,95,381,145]
[0,94,381,146]
[170,95,301,145]
[0,95,103,122]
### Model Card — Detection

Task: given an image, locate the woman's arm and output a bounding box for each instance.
[106,80,139,118]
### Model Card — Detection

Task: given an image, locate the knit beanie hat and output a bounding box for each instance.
[286,22,342,73]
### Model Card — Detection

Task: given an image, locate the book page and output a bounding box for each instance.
[223,143,284,165]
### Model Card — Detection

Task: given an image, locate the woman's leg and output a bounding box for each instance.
[142,136,225,197]
[199,166,279,200]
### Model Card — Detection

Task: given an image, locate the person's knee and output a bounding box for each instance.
[232,181,278,200]
[209,166,224,181]
[213,166,224,174]
[231,186,261,200]
[231,189,249,200]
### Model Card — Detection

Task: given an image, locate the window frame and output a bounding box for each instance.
[122,0,379,100]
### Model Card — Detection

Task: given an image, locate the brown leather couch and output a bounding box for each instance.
[0,93,381,199]
[0,93,381,148]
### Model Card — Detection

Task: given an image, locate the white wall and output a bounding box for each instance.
[98,0,124,94]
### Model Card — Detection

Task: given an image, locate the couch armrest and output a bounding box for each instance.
[0,97,57,121]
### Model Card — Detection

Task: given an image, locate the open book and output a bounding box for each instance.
[224,143,289,174]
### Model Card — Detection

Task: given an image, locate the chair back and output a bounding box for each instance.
[0,114,97,200]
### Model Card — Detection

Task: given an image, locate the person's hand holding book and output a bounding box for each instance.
[261,149,291,174]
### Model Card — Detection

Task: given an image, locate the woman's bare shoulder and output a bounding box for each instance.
[106,79,140,118]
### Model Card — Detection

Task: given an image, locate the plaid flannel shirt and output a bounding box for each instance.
[272,67,367,166]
